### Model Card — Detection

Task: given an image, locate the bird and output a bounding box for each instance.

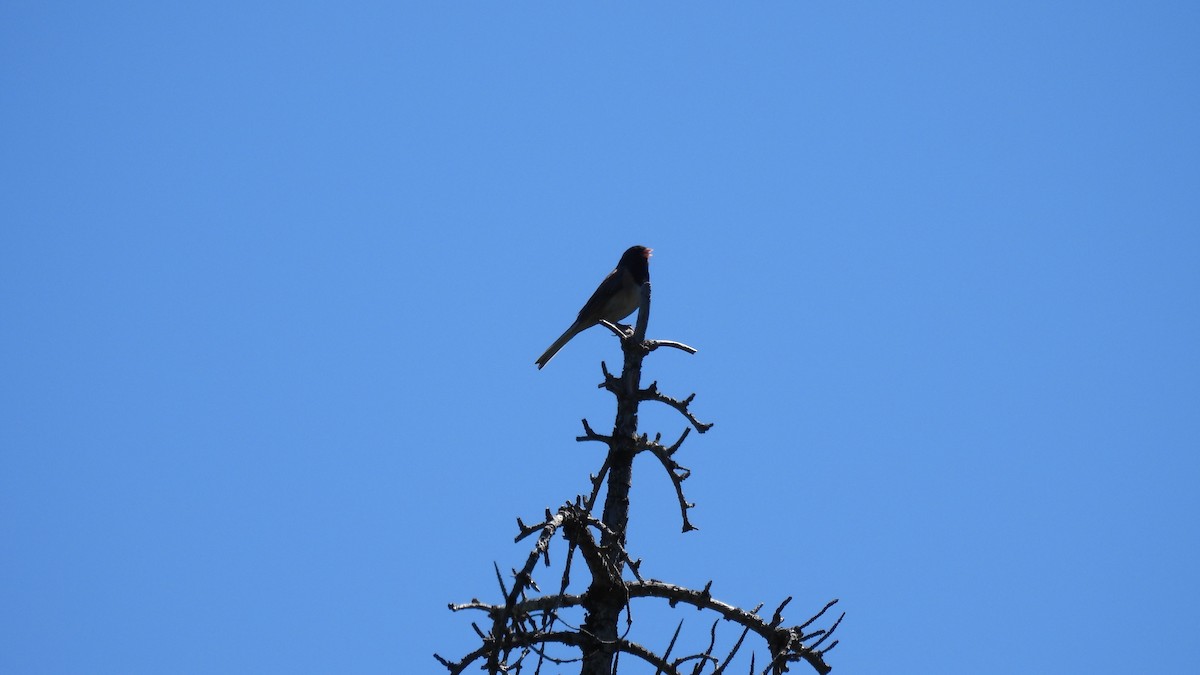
[535,245,652,369]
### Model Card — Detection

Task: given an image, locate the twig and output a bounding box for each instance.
[598,319,633,339]
[640,434,698,532]
[625,580,834,675]
[713,623,753,675]
[646,339,698,354]
[438,630,682,675]
[656,619,685,675]
[576,418,613,445]
[769,597,791,628]
[639,381,713,433]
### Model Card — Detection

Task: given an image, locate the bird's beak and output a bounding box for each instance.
[644,248,653,258]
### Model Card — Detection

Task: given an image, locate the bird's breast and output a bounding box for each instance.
[599,280,641,322]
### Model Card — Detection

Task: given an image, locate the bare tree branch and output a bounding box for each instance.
[449,580,838,675]
[576,418,612,446]
[640,431,698,532]
[624,581,836,675]
[639,381,714,433]
[437,629,683,675]
[656,619,686,675]
[713,623,753,675]
[597,319,633,340]
[442,274,841,674]
[646,339,698,354]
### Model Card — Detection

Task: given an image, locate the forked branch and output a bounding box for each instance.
[640,381,714,433]
[442,273,840,674]
[640,430,698,532]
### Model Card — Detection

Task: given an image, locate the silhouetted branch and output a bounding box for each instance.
[585,457,610,512]
[443,267,841,674]
[632,283,650,342]
[646,339,698,354]
[657,619,685,675]
[449,578,838,674]
[639,381,714,433]
[769,597,792,628]
[641,431,698,532]
[713,623,753,675]
[598,319,634,340]
[437,630,681,675]
[625,581,837,675]
[576,418,612,445]
[799,598,839,633]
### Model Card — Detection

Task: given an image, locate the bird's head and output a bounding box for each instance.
[621,245,652,261]
[620,245,652,283]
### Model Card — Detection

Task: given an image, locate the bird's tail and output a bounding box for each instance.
[535,323,583,369]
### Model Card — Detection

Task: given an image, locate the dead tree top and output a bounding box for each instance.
[438,281,841,674]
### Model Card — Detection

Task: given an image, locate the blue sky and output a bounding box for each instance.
[2,3,1197,673]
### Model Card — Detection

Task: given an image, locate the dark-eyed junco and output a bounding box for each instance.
[535,245,652,369]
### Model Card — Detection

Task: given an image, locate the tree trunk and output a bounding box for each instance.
[580,285,650,675]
